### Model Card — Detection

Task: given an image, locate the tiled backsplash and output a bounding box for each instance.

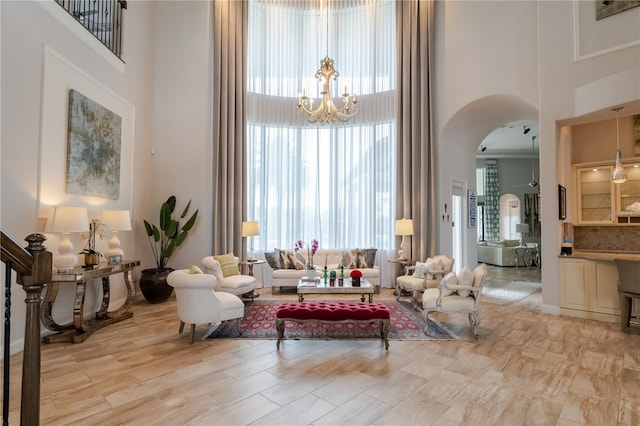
[574,226,640,252]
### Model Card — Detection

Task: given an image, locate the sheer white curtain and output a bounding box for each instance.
[246,0,397,284]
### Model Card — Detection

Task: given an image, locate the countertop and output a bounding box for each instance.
[560,250,640,261]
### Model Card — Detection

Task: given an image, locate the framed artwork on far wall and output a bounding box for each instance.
[468,190,477,228]
[558,184,567,220]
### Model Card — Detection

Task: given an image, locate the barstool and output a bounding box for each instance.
[614,259,640,333]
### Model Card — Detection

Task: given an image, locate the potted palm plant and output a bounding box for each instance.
[140,195,198,303]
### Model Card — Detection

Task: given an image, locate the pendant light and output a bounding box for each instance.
[611,106,627,184]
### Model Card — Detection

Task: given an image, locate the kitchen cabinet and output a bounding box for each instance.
[559,257,620,323]
[575,166,615,224]
[617,163,640,224]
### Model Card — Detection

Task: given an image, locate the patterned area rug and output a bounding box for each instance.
[207,300,458,341]
[482,280,541,305]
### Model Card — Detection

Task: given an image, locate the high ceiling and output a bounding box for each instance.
[476,120,539,159]
[477,99,640,159]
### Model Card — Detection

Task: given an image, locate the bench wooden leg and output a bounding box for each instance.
[276,318,285,349]
[380,319,390,350]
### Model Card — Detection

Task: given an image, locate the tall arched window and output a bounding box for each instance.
[246,0,396,251]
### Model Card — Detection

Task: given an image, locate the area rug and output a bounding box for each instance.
[481,280,541,305]
[206,300,459,341]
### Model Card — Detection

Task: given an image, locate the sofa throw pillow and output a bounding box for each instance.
[264,251,282,270]
[440,271,457,296]
[362,248,377,268]
[340,250,358,269]
[279,250,294,269]
[213,253,240,277]
[425,257,444,278]
[355,249,367,268]
[289,252,306,270]
[412,262,429,279]
[188,265,203,274]
[456,266,473,297]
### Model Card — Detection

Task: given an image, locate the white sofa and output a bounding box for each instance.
[477,239,519,266]
[264,248,380,294]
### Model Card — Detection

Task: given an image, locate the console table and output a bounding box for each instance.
[41,260,139,343]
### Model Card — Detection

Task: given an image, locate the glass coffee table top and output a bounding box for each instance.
[297,277,374,302]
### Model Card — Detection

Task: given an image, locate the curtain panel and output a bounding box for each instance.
[212,0,248,254]
[395,0,435,262]
[524,193,541,237]
[484,159,500,241]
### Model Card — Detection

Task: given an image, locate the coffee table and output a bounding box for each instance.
[297,277,374,302]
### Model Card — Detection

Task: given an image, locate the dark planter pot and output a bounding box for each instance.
[139,268,174,303]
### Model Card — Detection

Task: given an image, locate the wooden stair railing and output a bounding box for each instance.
[1,232,52,426]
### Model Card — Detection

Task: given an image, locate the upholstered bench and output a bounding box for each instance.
[275,301,390,350]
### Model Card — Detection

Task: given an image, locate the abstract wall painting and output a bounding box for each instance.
[596,0,640,20]
[66,89,122,199]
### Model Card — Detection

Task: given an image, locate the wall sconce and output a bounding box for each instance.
[49,206,89,270]
[395,218,414,261]
[242,220,260,261]
[101,210,132,263]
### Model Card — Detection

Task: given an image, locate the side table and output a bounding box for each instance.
[387,259,414,296]
[239,259,266,298]
[41,260,139,343]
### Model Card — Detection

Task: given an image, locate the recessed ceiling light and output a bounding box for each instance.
[593,168,598,172]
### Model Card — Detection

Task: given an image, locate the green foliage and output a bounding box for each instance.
[143,195,199,270]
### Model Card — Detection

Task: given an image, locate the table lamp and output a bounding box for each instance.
[516,223,529,247]
[101,210,132,262]
[242,220,260,261]
[49,206,89,270]
[395,218,414,261]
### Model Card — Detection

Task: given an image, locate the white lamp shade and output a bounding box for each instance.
[49,206,89,233]
[395,219,414,236]
[242,221,260,237]
[101,210,132,231]
[516,223,529,234]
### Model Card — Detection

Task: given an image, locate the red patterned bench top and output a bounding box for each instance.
[276,301,390,321]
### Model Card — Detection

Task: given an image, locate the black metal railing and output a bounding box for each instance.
[55,0,127,59]
[1,232,52,426]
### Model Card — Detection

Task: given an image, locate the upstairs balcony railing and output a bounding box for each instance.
[55,0,127,59]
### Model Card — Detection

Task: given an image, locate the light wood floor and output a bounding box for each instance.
[5,265,640,425]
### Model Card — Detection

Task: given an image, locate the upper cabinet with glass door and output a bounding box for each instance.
[616,163,640,224]
[576,166,615,224]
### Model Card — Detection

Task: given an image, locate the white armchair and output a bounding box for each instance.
[167,269,245,344]
[422,263,488,337]
[201,255,257,299]
[396,255,454,309]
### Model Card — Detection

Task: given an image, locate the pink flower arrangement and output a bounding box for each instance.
[295,238,319,269]
[350,270,363,279]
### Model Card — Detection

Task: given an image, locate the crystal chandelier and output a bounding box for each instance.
[296,1,358,124]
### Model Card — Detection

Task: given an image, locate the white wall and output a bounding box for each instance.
[1,0,156,354]
[434,0,540,268]
[150,1,213,270]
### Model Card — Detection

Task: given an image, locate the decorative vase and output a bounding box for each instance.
[139,268,174,303]
[84,253,100,267]
[307,267,317,280]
